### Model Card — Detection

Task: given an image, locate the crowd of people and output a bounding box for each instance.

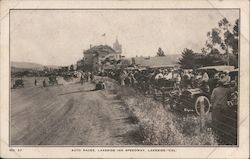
[103,66,238,145]
[104,67,236,95]
[80,72,95,85]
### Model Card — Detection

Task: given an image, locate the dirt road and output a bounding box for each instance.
[11,79,142,145]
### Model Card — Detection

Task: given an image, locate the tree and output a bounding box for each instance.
[196,53,226,67]
[203,18,239,66]
[156,47,165,56]
[232,19,239,56]
[178,49,198,69]
[179,18,239,69]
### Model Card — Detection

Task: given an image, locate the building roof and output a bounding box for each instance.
[84,45,117,55]
[132,55,181,68]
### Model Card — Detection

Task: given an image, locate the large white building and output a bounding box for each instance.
[82,38,123,71]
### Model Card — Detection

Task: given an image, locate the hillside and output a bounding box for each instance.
[11,61,44,70]
[11,61,60,71]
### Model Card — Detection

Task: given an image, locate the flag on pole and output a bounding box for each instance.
[102,33,106,36]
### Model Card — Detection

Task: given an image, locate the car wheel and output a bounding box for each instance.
[195,96,211,116]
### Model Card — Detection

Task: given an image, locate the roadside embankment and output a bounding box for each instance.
[96,76,218,145]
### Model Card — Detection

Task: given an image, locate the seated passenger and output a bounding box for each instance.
[163,71,173,80]
[201,71,209,83]
[182,70,191,88]
[155,70,164,80]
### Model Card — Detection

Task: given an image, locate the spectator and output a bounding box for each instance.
[209,72,220,92]
[210,80,231,143]
[182,70,191,88]
[163,70,173,80]
[155,70,163,80]
[80,74,84,85]
[201,71,209,82]
[175,73,181,91]
[43,79,46,87]
[120,70,127,86]
[88,72,91,81]
[195,72,203,80]
[221,70,231,83]
[90,72,95,81]
[84,72,89,82]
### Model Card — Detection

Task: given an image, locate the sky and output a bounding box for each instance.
[10,9,239,66]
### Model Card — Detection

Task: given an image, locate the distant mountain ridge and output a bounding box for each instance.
[11,61,44,70]
[11,61,60,70]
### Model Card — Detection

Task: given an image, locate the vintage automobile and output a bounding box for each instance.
[48,76,58,86]
[169,65,236,116]
[13,79,24,89]
[152,79,176,100]
[169,87,211,116]
[95,81,106,90]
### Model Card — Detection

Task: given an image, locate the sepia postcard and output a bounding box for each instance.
[0,0,249,158]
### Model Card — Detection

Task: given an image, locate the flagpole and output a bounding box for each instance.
[101,33,106,45]
[105,35,107,45]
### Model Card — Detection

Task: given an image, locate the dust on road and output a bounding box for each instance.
[11,79,142,145]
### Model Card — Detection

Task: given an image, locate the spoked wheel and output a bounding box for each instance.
[195,96,211,116]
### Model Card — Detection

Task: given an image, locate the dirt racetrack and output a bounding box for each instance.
[11,77,142,145]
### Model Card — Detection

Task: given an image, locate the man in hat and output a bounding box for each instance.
[220,70,231,84]
[175,73,181,91]
[155,69,164,80]
[200,70,210,93]
[80,73,84,85]
[182,70,191,89]
[210,80,231,143]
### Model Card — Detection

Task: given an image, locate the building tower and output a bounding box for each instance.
[113,37,122,54]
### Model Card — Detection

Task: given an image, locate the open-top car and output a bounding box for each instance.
[48,76,58,86]
[169,65,236,116]
[169,87,211,116]
[13,79,24,89]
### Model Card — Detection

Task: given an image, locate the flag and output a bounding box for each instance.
[102,33,106,36]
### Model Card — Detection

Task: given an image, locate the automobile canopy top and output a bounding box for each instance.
[198,65,235,72]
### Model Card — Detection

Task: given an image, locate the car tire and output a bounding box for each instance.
[195,96,211,116]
